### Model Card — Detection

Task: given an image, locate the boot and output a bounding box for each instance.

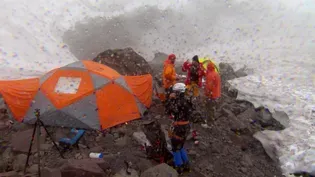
[183,162,191,173]
[180,148,191,173]
[174,166,184,174]
[180,148,189,164]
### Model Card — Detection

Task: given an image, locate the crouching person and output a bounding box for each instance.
[168,83,193,174]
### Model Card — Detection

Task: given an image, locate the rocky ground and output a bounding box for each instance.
[0,48,298,177]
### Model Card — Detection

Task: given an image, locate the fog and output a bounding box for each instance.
[62,1,315,173]
[1,0,315,175]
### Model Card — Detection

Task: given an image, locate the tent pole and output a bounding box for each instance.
[24,121,37,174]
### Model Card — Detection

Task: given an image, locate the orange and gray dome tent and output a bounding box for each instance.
[0,60,153,130]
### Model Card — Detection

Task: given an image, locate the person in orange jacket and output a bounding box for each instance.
[182,55,205,97]
[163,53,177,91]
[162,54,177,115]
[204,61,221,124]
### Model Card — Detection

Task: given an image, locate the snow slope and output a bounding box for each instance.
[0,0,314,175]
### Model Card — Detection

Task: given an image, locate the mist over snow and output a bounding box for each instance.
[0,0,315,175]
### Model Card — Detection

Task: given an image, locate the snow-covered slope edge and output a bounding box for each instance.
[229,77,315,175]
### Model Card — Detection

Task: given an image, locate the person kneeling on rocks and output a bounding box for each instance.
[204,61,221,126]
[168,83,192,174]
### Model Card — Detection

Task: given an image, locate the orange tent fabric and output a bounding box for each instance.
[96,84,141,129]
[82,60,121,80]
[41,70,95,109]
[0,60,153,130]
[124,75,153,108]
[0,78,39,121]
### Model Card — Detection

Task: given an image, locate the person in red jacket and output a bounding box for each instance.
[182,55,205,97]
[204,62,221,124]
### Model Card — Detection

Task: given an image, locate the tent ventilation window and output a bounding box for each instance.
[54,77,81,94]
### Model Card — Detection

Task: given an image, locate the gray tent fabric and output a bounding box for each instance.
[61,61,86,70]
[90,73,111,90]
[134,97,146,115]
[39,70,56,85]
[61,95,100,129]
[27,110,91,130]
[23,90,56,122]
[114,76,132,93]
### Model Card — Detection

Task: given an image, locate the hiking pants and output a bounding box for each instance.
[170,124,190,167]
[170,124,190,151]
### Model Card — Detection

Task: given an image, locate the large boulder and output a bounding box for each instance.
[219,62,237,82]
[150,52,186,75]
[0,171,20,177]
[11,128,47,153]
[237,107,257,121]
[140,163,178,177]
[149,52,167,75]
[93,48,152,75]
[0,148,13,172]
[41,168,61,177]
[234,67,248,78]
[272,110,290,128]
[13,154,27,172]
[150,52,168,66]
[219,63,249,82]
[113,169,139,177]
[134,158,154,174]
[255,108,285,130]
[60,159,105,177]
[26,164,39,174]
[253,131,280,162]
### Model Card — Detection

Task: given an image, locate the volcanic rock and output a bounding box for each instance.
[13,154,27,172]
[11,128,47,153]
[140,163,178,177]
[60,159,105,177]
[93,48,152,75]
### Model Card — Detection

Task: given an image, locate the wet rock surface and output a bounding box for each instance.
[60,159,106,177]
[140,163,178,177]
[12,154,27,172]
[93,48,152,75]
[11,128,47,153]
[41,168,61,177]
[0,49,287,177]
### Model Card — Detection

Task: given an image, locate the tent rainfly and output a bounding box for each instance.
[0,60,153,130]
